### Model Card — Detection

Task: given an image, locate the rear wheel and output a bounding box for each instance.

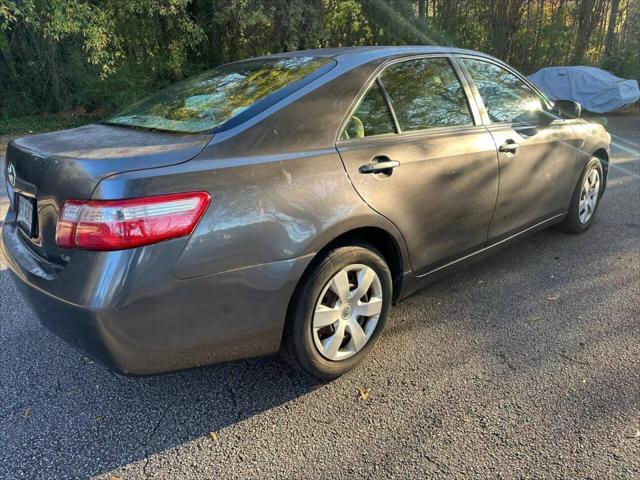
[556,157,603,234]
[283,245,392,379]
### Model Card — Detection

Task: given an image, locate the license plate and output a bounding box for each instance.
[17,194,35,237]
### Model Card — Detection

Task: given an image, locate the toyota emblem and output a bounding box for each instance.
[7,163,16,187]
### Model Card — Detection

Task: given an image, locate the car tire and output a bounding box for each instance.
[282,244,392,379]
[556,157,604,234]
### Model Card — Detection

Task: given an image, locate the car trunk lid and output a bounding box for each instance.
[4,124,212,262]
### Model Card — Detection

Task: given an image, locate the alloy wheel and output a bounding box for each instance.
[312,264,383,361]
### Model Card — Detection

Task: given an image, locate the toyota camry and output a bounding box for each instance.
[2,46,611,379]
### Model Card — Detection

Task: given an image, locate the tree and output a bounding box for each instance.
[604,0,621,59]
[1,0,638,119]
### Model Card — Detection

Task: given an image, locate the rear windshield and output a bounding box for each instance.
[106,56,331,133]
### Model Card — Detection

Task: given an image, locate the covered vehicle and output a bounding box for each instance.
[528,66,640,113]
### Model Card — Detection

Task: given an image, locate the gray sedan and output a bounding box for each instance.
[1,46,611,379]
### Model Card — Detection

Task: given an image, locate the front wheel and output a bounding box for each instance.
[282,244,392,379]
[556,157,604,234]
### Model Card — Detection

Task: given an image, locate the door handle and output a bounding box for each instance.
[359,159,400,174]
[498,140,520,153]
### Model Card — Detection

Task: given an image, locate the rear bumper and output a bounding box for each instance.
[2,211,311,375]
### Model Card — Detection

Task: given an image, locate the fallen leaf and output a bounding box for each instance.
[209,431,218,442]
[23,406,32,418]
[357,386,371,401]
[627,429,640,439]
[109,476,124,480]
[526,316,543,326]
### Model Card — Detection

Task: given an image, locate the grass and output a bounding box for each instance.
[0,111,106,137]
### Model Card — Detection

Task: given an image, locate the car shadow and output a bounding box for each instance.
[0,273,324,478]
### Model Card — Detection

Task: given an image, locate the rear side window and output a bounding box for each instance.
[461,58,546,123]
[107,56,332,133]
[342,82,397,140]
[381,58,473,131]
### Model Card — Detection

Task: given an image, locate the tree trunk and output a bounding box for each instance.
[488,0,525,60]
[571,0,603,64]
[418,0,427,20]
[604,0,621,59]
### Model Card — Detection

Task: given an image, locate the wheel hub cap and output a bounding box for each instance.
[579,168,600,224]
[312,264,383,361]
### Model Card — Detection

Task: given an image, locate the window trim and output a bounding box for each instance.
[340,79,400,141]
[377,77,402,134]
[453,55,555,127]
[336,54,483,144]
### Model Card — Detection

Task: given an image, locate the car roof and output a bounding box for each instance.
[212,46,502,135]
[265,45,493,61]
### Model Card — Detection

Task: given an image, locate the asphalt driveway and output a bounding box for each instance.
[1,115,638,479]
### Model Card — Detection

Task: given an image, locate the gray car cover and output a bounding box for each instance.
[528,66,639,113]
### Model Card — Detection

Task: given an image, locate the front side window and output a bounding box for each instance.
[462,58,546,124]
[107,56,331,133]
[381,58,474,131]
[342,82,397,140]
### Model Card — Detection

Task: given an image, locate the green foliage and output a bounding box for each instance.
[0,111,101,135]
[0,0,638,121]
[324,0,373,46]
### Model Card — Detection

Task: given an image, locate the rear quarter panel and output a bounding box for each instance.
[570,120,611,187]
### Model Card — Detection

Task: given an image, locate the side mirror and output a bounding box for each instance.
[553,99,582,119]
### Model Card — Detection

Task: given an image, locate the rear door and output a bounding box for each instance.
[457,56,579,239]
[336,56,499,275]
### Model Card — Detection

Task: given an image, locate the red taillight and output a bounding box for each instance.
[55,200,86,249]
[55,192,211,251]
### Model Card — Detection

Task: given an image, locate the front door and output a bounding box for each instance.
[458,57,578,239]
[336,56,499,275]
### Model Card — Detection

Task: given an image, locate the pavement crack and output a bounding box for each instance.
[496,351,517,371]
[558,351,590,366]
[223,377,243,423]
[424,453,451,475]
[142,405,170,479]
[222,363,250,425]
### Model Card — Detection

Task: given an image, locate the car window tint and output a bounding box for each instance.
[342,82,396,140]
[462,58,545,123]
[380,58,473,131]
